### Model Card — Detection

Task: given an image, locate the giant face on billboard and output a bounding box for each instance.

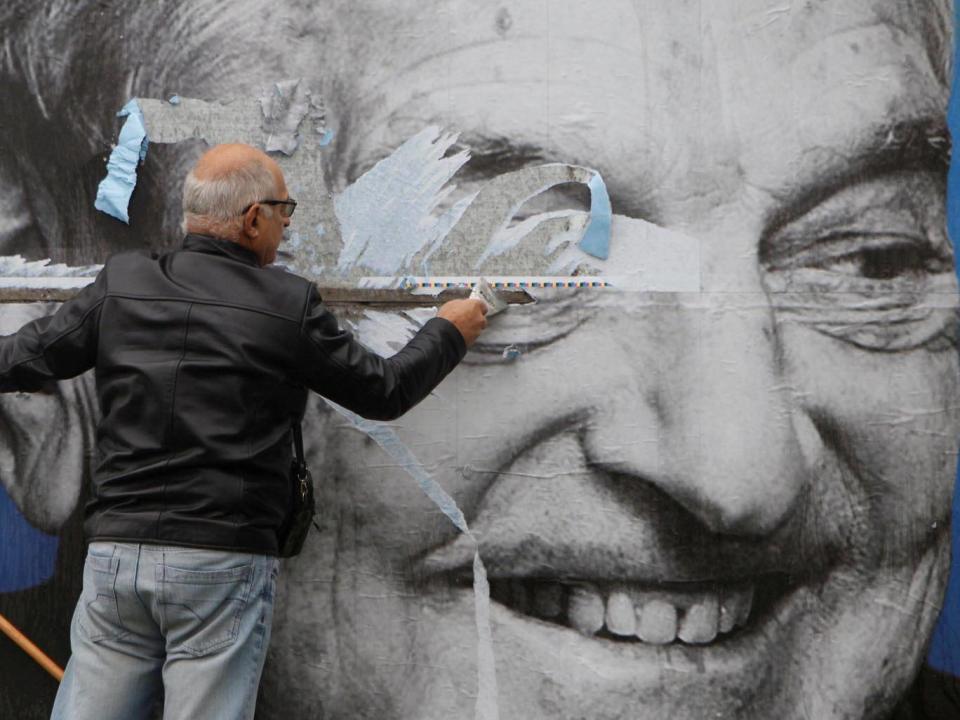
[0,1,957,718]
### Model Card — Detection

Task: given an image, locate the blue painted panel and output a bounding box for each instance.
[0,484,58,593]
[926,6,960,678]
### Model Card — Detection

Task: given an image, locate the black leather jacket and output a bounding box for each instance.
[0,234,467,554]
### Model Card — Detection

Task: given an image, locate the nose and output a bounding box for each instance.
[582,295,808,537]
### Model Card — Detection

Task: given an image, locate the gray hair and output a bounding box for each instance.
[181,157,277,238]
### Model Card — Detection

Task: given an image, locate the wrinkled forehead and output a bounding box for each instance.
[338,0,952,203]
[344,0,952,89]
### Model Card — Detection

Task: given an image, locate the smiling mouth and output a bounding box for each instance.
[477,573,794,646]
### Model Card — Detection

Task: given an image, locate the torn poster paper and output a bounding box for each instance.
[0,255,101,289]
[97,94,664,294]
[133,86,341,276]
[94,99,148,224]
[335,126,474,276]
[327,401,500,720]
[260,79,310,155]
[546,214,702,292]
[422,164,610,277]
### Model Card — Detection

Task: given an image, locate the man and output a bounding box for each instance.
[0,1,958,719]
[0,142,488,719]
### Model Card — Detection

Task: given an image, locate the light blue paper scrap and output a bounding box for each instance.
[328,401,500,720]
[334,127,472,275]
[502,344,521,361]
[319,128,335,146]
[94,99,149,224]
[578,172,612,260]
[168,94,181,105]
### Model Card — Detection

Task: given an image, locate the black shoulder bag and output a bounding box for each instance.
[278,420,320,558]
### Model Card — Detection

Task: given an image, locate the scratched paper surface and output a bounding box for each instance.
[1,2,960,719]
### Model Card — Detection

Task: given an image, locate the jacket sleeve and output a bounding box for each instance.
[0,267,107,392]
[296,284,467,420]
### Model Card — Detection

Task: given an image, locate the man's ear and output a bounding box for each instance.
[242,204,261,239]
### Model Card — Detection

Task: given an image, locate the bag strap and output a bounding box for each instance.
[292,420,306,473]
[291,418,321,534]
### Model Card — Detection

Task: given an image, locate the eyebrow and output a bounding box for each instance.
[375,115,951,240]
[453,135,549,177]
[762,116,951,239]
[458,120,951,216]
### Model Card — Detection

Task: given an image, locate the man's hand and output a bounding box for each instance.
[437,298,488,347]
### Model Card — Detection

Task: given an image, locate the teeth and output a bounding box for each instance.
[605,591,637,636]
[677,595,719,645]
[568,585,605,635]
[636,599,678,644]
[721,586,754,629]
[493,579,757,646]
[718,598,737,634]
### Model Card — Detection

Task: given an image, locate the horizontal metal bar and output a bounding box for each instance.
[0,286,535,306]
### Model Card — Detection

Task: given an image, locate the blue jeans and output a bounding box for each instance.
[51,542,280,720]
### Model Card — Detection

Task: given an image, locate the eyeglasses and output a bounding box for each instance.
[239,199,297,218]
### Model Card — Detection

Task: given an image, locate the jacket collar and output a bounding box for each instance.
[181,234,261,267]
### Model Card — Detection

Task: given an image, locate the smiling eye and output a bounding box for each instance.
[760,172,959,352]
[810,235,950,281]
[855,242,929,279]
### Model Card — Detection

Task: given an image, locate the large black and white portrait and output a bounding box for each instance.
[1,1,958,718]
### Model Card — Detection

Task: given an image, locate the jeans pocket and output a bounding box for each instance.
[76,547,125,643]
[160,558,254,657]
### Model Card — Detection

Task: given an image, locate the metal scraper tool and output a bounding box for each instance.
[469,277,509,316]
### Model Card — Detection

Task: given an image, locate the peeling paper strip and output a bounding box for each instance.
[578,172,612,260]
[476,209,579,267]
[0,277,99,289]
[0,255,101,288]
[327,402,499,720]
[94,99,148,224]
